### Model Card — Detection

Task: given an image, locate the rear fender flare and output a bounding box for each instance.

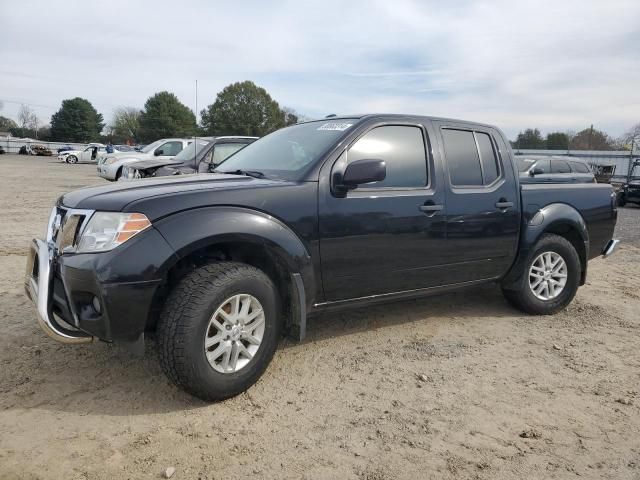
[502,203,589,289]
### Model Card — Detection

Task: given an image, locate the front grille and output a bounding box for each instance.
[47,206,93,253]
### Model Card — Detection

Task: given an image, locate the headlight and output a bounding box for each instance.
[77,212,151,253]
[104,157,118,165]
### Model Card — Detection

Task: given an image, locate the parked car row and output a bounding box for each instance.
[120,137,257,180]
[96,136,257,181]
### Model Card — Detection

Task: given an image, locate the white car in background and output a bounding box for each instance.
[58,143,106,163]
[97,138,192,181]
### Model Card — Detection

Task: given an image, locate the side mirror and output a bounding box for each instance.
[154,149,163,156]
[342,159,386,186]
[530,167,544,176]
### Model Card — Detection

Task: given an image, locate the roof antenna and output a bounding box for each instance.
[325,114,337,118]
[194,79,198,173]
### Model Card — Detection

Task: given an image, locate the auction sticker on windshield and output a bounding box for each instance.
[317,122,353,131]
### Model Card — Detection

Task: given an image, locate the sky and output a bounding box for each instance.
[1,0,639,139]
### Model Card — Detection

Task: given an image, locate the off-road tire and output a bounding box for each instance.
[502,234,581,315]
[157,262,281,401]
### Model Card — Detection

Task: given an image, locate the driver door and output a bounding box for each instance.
[80,147,93,162]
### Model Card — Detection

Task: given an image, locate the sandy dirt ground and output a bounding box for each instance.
[0,155,639,480]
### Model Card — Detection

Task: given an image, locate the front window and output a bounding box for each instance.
[140,140,164,154]
[157,141,183,156]
[216,120,357,180]
[172,139,210,162]
[516,158,536,172]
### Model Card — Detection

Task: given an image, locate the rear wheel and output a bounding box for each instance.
[502,234,580,315]
[157,262,281,401]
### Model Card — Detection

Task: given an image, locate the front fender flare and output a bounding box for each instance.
[502,203,589,290]
[154,206,316,309]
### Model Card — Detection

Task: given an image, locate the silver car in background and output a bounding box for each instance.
[97,138,192,181]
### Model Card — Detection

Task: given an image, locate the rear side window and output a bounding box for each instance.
[442,129,482,185]
[570,161,590,173]
[347,125,427,189]
[551,159,571,173]
[442,129,502,186]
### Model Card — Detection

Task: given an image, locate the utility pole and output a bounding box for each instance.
[588,124,593,150]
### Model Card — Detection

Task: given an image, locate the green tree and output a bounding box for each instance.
[570,126,614,150]
[200,81,286,136]
[513,128,546,149]
[545,132,569,150]
[50,98,104,142]
[111,106,141,143]
[0,116,17,131]
[138,92,197,142]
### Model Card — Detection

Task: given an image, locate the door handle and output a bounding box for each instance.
[495,200,514,209]
[419,204,443,216]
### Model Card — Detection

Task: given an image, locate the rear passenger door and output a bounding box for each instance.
[434,122,520,283]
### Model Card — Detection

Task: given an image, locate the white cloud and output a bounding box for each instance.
[0,0,638,138]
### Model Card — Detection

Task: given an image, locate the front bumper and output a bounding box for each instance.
[25,239,95,343]
[24,225,177,344]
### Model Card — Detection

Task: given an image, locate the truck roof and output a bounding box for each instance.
[299,113,497,130]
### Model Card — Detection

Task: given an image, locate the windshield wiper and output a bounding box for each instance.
[216,169,266,179]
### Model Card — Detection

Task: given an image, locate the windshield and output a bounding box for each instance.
[216,119,357,180]
[173,139,210,161]
[140,140,164,154]
[516,158,536,172]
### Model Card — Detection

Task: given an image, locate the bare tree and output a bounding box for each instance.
[621,123,640,152]
[18,104,35,129]
[112,106,141,142]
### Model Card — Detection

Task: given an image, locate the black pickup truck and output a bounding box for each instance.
[25,114,619,401]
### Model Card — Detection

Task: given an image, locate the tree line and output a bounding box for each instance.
[511,125,640,151]
[1,83,638,151]
[0,80,303,144]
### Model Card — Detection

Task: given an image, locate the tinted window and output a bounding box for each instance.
[442,129,483,185]
[551,159,571,173]
[476,132,499,184]
[158,141,183,156]
[347,126,427,189]
[570,161,590,173]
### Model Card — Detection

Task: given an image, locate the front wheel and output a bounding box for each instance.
[157,262,281,401]
[66,155,78,164]
[502,234,581,315]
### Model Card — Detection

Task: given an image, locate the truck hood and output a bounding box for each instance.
[59,173,290,217]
